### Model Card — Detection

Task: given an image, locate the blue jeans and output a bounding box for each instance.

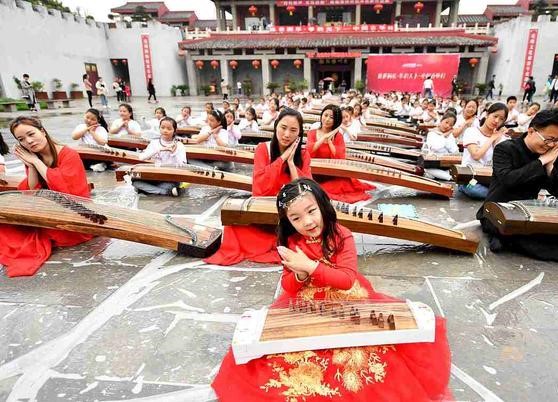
[458,183,488,200]
[100,94,108,106]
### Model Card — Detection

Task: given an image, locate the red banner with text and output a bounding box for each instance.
[141,34,153,83]
[521,28,538,90]
[366,54,460,96]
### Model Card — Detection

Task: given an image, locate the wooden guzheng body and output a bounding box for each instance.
[0,175,24,192]
[176,126,201,136]
[238,131,273,143]
[232,299,435,364]
[362,126,424,141]
[365,119,418,134]
[483,199,558,235]
[311,159,453,198]
[107,136,150,151]
[345,141,421,161]
[221,197,478,253]
[185,145,256,164]
[346,150,423,175]
[418,154,462,169]
[357,132,423,148]
[115,164,253,192]
[73,144,144,165]
[450,165,492,186]
[0,190,221,257]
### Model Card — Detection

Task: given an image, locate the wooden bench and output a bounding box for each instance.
[45,99,74,109]
[0,102,20,112]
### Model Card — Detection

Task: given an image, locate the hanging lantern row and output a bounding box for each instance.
[229,60,238,70]
[248,5,257,17]
[197,59,305,71]
[373,4,384,14]
[195,60,204,70]
[252,59,261,69]
[286,5,296,16]
[210,60,219,70]
[414,1,424,13]
[270,59,280,69]
[112,59,118,66]
[293,59,302,69]
[469,58,479,68]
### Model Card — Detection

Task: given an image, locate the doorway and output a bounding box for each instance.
[314,59,353,93]
[111,59,131,94]
[84,63,99,95]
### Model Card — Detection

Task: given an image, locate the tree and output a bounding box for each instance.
[26,0,70,13]
[532,0,549,18]
[131,6,152,22]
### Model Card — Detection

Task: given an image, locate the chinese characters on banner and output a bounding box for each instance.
[521,29,538,90]
[141,34,153,84]
[366,54,460,96]
[269,24,394,33]
[276,0,392,6]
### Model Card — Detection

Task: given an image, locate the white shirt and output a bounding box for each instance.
[0,154,5,165]
[341,120,360,142]
[461,126,506,167]
[423,79,434,89]
[506,108,519,124]
[110,118,142,137]
[238,119,259,132]
[139,138,187,166]
[261,110,278,125]
[175,114,195,129]
[424,130,459,155]
[226,125,242,146]
[74,123,108,146]
[95,81,108,96]
[421,110,438,124]
[410,107,424,119]
[517,113,534,132]
[198,126,229,147]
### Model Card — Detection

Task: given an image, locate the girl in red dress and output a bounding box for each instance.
[307,104,374,203]
[204,109,312,266]
[212,178,452,402]
[0,117,93,277]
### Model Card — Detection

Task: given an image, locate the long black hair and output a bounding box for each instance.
[159,116,177,137]
[270,108,304,169]
[320,104,342,132]
[155,107,167,117]
[276,178,343,259]
[0,132,8,155]
[479,102,508,128]
[209,109,227,128]
[119,103,134,120]
[245,107,258,123]
[86,108,108,131]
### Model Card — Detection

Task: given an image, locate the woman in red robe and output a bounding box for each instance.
[0,116,93,277]
[212,178,452,402]
[307,104,374,203]
[204,109,312,266]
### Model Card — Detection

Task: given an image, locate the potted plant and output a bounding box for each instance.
[354,80,365,93]
[200,84,211,96]
[474,83,487,96]
[266,82,279,94]
[177,84,189,96]
[52,78,67,100]
[243,78,253,96]
[69,83,83,99]
[32,81,49,100]
[170,85,178,97]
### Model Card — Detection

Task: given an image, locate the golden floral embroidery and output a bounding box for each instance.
[330,346,391,392]
[297,280,369,301]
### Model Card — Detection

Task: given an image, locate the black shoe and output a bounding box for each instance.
[489,236,504,253]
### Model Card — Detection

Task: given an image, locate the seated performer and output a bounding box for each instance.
[458,103,509,200]
[237,107,259,133]
[204,108,312,266]
[307,104,374,203]
[0,117,93,277]
[175,106,195,129]
[212,178,452,402]
[452,99,478,140]
[142,107,166,139]
[423,112,458,181]
[132,117,186,197]
[339,106,359,142]
[109,103,142,137]
[477,109,558,259]
[184,110,230,171]
[224,109,241,146]
[71,108,108,146]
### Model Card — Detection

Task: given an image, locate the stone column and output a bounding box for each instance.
[185,52,198,96]
[449,0,459,26]
[304,57,312,89]
[231,2,238,30]
[308,6,313,20]
[355,5,361,24]
[269,1,275,25]
[220,57,230,89]
[474,55,489,85]
[354,58,362,88]
[395,0,402,18]
[262,57,271,95]
[434,0,442,27]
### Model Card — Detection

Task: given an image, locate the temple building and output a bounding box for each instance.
[179,0,498,96]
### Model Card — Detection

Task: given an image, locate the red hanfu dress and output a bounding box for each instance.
[212,225,452,402]
[307,129,374,203]
[204,142,312,266]
[0,147,93,277]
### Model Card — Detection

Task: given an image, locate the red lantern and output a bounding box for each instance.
[293,59,302,69]
[469,58,479,68]
[373,4,383,14]
[210,60,219,70]
[270,59,280,69]
[195,60,204,70]
[252,59,261,69]
[122,59,127,65]
[229,60,238,70]
[112,59,118,66]
[414,1,424,13]
[248,5,257,16]
[286,5,296,16]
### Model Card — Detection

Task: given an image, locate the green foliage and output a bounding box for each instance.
[52,78,62,90]
[354,80,365,92]
[131,6,152,22]
[70,83,80,90]
[26,0,70,13]
[177,84,189,96]
[243,78,253,96]
[475,83,487,95]
[266,82,279,93]
[13,76,22,89]
[170,85,178,96]
[31,81,44,91]
[200,84,211,96]
[85,15,94,21]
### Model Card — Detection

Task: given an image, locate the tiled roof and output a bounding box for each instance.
[193,19,232,29]
[441,15,491,25]
[180,31,497,50]
[486,5,530,15]
[159,11,196,21]
[111,2,165,12]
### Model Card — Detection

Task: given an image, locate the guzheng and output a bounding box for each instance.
[221,197,478,253]
[345,141,421,161]
[176,126,201,136]
[357,132,423,148]
[73,144,144,165]
[361,126,424,141]
[346,149,423,175]
[450,165,492,186]
[418,154,462,169]
[107,135,150,151]
[184,145,256,164]
[0,190,221,257]
[310,159,454,198]
[115,164,253,192]
[483,199,558,235]
[232,299,435,364]
[238,131,273,143]
[365,119,418,135]
[0,175,24,192]
[302,114,320,124]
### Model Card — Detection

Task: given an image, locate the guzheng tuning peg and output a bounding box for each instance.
[378,213,384,223]
[393,215,398,225]
[367,210,373,220]
[378,313,384,328]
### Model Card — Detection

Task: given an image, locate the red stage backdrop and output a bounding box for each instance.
[366,54,460,96]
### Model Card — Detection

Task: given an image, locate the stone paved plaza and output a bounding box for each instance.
[0,97,557,401]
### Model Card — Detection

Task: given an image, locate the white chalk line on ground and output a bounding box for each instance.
[488,272,544,311]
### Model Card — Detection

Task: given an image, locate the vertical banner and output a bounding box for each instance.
[366,54,460,96]
[521,28,538,90]
[141,34,153,83]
